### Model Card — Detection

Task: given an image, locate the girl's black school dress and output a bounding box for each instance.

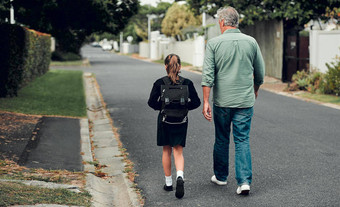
[148,76,201,147]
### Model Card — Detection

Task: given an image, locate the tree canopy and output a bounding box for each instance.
[129,2,172,41]
[0,0,10,22]
[162,3,201,37]
[187,0,340,30]
[3,0,138,54]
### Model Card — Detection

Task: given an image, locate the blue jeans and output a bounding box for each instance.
[213,104,253,185]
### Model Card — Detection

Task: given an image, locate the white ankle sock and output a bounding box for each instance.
[165,175,172,186]
[176,170,184,179]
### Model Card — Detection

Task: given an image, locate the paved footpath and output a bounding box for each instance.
[82,73,140,207]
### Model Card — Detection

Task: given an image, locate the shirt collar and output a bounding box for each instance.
[223,29,241,34]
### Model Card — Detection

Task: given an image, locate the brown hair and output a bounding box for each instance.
[164,54,181,84]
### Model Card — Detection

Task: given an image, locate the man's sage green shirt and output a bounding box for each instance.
[202,29,265,108]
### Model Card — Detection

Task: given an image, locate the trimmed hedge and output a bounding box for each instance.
[0,24,51,97]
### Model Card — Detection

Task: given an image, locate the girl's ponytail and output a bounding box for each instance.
[164,54,181,84]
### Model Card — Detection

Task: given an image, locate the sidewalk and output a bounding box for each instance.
[82,72,141,207]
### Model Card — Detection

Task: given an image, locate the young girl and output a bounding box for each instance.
[148,54,201,199]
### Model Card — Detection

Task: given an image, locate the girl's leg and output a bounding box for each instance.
[162,145,172,176]
[173,145,185,199]
[173,145,184,176]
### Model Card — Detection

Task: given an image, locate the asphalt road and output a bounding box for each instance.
[80,46,340,207]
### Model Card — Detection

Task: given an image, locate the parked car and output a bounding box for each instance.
[91,42,101,47]
[102,43,113,51]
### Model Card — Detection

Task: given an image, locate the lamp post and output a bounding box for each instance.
[202,11,206,40]
[147,14,157,58]
[10,0,15,24]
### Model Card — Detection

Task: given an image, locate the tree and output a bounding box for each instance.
[87,2,172,44]
[130,2,172,41]
[162,3,201,37]
[9,0,138,55]
[0,0,10,23]
[186,0,340,30]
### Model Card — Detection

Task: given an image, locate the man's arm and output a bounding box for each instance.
[202,86,212,121]
[253,42,265,98]
[201,41,215,122]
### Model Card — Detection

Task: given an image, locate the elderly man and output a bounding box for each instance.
[201,7,265,195]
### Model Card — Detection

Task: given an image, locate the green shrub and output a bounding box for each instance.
[0,24,25,97]
[0,24,51,97]
[324,56,340,96]
[296,78,309,90]
[290,56,340,96]
[308,70,324,93]
[290,69,325,93]
[51,51,82,61]
[292,70,309,90]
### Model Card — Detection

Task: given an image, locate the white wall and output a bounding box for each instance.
[140,34,205,67]
[121,43,139,54]
[139,42,149,58]
[159,37,205,67]
[310,30,340,73]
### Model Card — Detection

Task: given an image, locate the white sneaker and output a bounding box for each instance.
[211,175,227,186]
[236,184,250,195]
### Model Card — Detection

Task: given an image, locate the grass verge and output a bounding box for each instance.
[0,159,86,184]
[296,92,340,106]
[0,159,90,206]
[0,70,86,117]
[0,182,91,207]
[50,59,90,67]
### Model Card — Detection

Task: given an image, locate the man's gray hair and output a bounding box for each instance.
[217,7,239,28]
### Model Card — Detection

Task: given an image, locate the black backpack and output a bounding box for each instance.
[160,76,189,124]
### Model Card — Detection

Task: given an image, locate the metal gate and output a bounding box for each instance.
[283,31,309,81]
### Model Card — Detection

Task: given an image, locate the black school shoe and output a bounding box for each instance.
[175,176,184,199]
[163,184,173,191]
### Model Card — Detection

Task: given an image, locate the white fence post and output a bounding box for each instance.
[150,31,160,60]
[193,36,205,67]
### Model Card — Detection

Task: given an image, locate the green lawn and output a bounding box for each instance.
[50,59,91,67]
[0,70,86,117]
[297,92,340,106]
[50,60,83,66]
[0,182,91,207]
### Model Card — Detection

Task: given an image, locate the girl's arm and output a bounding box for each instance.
[147,80,162,110]
[188,80,201,110]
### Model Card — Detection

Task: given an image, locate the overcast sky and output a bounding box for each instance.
[140,0,174,7]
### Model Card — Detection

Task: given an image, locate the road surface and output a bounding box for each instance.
[80,46,340,206]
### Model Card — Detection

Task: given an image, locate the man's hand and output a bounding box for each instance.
[202,102,212,121]
[202,86,212,121]
[254,84,260,99]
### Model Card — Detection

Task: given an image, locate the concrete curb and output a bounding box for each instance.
[261,88,340,111]
[82,73,141,207]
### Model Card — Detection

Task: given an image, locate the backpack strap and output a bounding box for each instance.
[178,76,185,84]
[162,76,172,85]
[162,76,185,85]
